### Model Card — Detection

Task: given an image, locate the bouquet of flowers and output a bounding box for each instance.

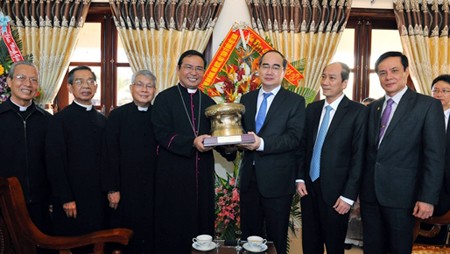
[206,46,261,104]
[0,13,35,104]
[214,152,242,240]
[0,35,13,103]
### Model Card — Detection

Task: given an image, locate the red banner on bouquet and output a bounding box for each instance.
[201,25,303,90]
[1,24,24,62]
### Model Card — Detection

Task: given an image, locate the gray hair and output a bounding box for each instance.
[8,61,39,78]
[132,70,157,85]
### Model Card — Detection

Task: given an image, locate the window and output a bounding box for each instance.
[55,3,132,114]
[56,6,405,111]
[329,9,408,102]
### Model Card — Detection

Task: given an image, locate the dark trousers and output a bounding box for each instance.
[240,177,293,254]
[361,200,415,254]
[300,179,349,254]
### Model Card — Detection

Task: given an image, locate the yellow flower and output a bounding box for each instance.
[0,64,4,76]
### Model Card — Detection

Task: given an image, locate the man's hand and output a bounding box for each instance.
[108,191,120,210]
[237,132,261,151]
[63,201,77,218]
[296,182,308,197]
[333,198,351,215]
[193,134,214,152]
[413,201,434,219]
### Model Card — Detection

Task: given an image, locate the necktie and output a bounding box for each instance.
[310,105,332,182]
[255,92,272,133]
[379,99,394,141]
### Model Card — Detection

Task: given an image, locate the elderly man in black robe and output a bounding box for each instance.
[0,61,52,234]
[46,66,107,239]
[152,50,234,254]
[102,70,158,253]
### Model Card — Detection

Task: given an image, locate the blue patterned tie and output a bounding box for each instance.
[310,105,332,182]
[255,92,272,133]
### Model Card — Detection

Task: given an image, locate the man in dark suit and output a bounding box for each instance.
[415,74,450,245]
[360,51,446,254]
[239,50,305,254]
[297,62,367,254]
[430,74,450,217]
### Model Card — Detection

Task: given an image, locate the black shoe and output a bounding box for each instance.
[344,244,352,250]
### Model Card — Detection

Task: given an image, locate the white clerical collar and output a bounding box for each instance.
[179,83,198,94]
[74,100,93,111]
[10,99,31,112]
[137,106,148,112]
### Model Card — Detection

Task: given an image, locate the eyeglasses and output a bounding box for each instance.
[73,78,97,87]
[432,89,450,94]
[14,74,39,84]
[181,64,205,73]
[260,63,283,72]
[133,82,155,90]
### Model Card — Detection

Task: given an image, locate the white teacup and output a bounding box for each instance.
[247,235,267,249]
[192,234,213,247]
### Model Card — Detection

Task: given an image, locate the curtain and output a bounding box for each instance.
[110,0,224,91]
[246,0,352,103]
[394,0,449,95]
[0,0,91,110]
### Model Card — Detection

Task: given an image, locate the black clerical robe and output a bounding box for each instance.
[46,103,107,236]
[151,84,217,254]
[102,102,157,253]
[0,98,52,233]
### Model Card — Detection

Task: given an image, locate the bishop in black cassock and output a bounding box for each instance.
[102,70,158,253]
[46,66,107,238]
[151,50,234,254]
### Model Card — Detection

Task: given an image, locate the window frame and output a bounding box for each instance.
[56,6,412,111]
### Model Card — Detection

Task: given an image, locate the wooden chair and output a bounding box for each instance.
[0,177,133,254]
[413,210,450,244]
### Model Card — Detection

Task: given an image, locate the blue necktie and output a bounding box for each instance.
[255,92,272,133]
[310,105,332,182]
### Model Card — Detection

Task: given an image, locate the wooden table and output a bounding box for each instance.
[192,241,277,254]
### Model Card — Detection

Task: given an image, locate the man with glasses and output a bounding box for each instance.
[415,74,450,245]
[0,61,52,235]
[238,50,305,254]
[46,66,107,241]
[151,50,234,253]
[102,70,158,253]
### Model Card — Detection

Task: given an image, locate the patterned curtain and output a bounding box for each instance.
[394,0,449,95]
[110,0,225,91]
[0,0,91,110]
[246,0,352,102]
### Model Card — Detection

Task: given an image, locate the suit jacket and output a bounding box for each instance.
[360,88,445,209]
[300,96,367,205]
[434,117,450,215]
[239,87,305,198]
[444,117,450,195]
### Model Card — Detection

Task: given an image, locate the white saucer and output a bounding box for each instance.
[243,243,268,253]
[192,242,217,251]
